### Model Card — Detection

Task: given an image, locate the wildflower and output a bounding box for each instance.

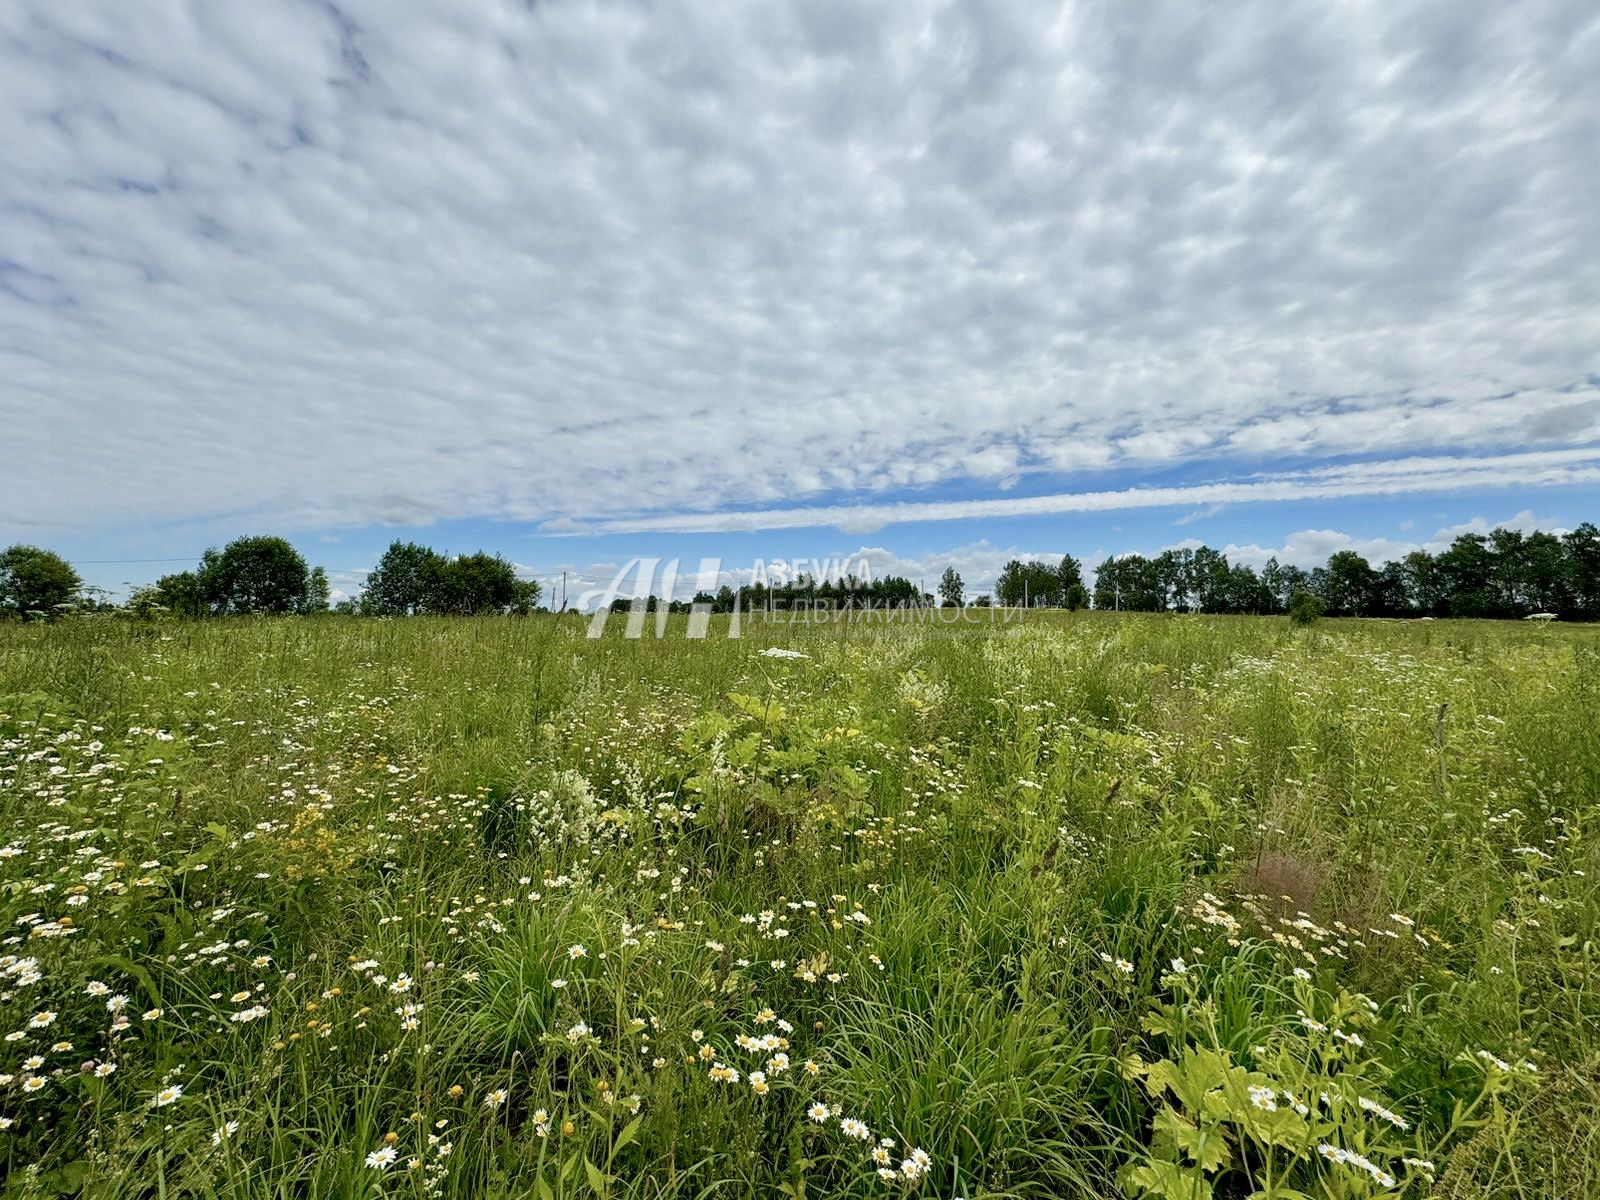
[567,944,587,960]
[567,1022,590,1042]
[1248,1085,1277,1112]
[1358,1096,1409,1130]
[94,1062,116,1078]
[211,1120,240,1146]
[808,1102,831,1123]
[484,1088,507,1109]
[27,1011,56,1029]
[153,1084,183,1107]
[840,1117,870,1141]
[1318,1142,1394,1189]
[22,1076,45,1093]
[1476,1049,1513,1072]
[365,1146,398,1169]
[749,1070,769,1096]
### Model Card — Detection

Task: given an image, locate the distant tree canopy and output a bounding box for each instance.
[694,572,928,612]
[16,519,1600,623]
[0,545,82,620]
[130,536,324,616]
[995,556,1089,609]
[1088,523,1600,619]
[937,566,964,607]
[360,541,539,615]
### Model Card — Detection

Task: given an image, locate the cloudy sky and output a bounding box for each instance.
[3,0,1598,603]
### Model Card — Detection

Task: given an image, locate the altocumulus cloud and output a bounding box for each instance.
[3,0,1598,536]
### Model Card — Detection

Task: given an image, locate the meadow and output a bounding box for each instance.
[0,611,1596,1198]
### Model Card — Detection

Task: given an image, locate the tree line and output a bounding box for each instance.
[4,521,1599,621]
[1090,523,1600,619]
[0,537,539,620]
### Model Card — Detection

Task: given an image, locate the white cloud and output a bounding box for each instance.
[560,448,1600,535]
[2,1,1597,537]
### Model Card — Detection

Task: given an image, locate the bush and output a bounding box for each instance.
[1287,590,1326,625]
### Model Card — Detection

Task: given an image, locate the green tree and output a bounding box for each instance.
[0,545,82,620]
[1094,554,1164,611]
[1259,557,1289,613]
[1322,550,1377,616]
[362,541,448,615]
[129,570,205,618]
[436,552,539,615]
[1562,523,1600,619]
[1056,555,1089,610]
[1436,534,1498,618]
[995,560,1026,607]
[937,565,964,608]
[201,536,313,614]
[303,566,331,614]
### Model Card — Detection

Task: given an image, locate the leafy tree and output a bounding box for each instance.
[1222,562,1271,614]
[1322,550,1377,616]
[436,552,539,615]
[996,560,1026,607]
[199,536,313,615]
[1370,560,1413,617]
[1562,523,1600,619]
[1518,531,1568,615]
[130,570,205,618]
[937,566,964,608]
[1401,551,1444,616]
[303,566,331,614]
[1436,534,1498,618]
[0,545,81,620]
[1093,554,1164,611]
[1057,556,1089,610]
[362,541,447,615]
[1190,546,1230,612]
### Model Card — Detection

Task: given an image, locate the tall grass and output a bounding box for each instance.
[0,611,1595,1197]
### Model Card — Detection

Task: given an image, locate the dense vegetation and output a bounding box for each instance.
[1087,524,1600,619]
[1,612,1595,1197]
[10,521,1598,625]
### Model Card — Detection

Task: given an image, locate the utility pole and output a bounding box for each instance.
[560,570,567,612]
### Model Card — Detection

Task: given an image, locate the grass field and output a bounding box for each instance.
[1,612,1597,1198]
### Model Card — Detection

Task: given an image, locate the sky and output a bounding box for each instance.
[2,0,1598,606]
